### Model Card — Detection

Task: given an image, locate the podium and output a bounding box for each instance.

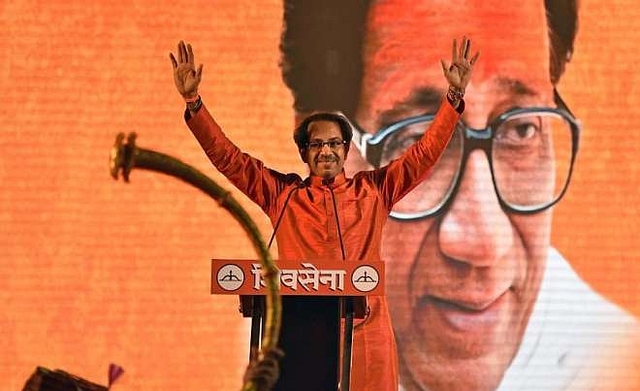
[211,259,385,391]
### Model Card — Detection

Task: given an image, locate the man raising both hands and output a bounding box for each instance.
[169,38,478,390]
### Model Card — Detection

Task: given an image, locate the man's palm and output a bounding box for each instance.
[174,64,200,97]
[170,41,203,99]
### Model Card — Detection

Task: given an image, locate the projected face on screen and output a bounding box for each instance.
[345,1,571,389]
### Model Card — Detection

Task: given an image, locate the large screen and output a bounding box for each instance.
[1,0,638,390]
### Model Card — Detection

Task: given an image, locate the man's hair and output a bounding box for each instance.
[279,0,579,118]
[279,0,370,119]
[293,112,354,153]
[545,0,579,84]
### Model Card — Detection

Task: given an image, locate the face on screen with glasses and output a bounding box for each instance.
[344,1,580,390]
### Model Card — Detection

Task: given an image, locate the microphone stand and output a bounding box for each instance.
[326,179,355,391]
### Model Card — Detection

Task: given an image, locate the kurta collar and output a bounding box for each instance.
[308,171,347,188]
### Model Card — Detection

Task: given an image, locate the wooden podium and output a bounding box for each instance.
[211,259,385,391]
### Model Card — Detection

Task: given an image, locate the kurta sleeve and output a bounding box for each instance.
[185,104,286,213]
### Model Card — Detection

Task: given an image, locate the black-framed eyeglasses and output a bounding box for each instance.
[306,139,348,151]
[351,90,581,220]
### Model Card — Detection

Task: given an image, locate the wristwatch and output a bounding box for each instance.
[187,95,203,112]
[446,86,464,103]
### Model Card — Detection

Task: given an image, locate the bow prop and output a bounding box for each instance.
[110,132,282,391]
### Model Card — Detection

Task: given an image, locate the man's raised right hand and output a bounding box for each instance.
[169,40,203,100]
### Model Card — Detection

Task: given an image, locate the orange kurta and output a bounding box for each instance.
[186,99,461,390]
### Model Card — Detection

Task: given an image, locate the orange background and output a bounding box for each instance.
[0,1,638,390]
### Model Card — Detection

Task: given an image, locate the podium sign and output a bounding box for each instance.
[211,259,385,296]
[211,259,384,391]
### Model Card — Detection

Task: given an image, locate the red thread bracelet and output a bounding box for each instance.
[184,94,200,103]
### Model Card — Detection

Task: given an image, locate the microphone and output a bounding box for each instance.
[324,178,346,261]
[267,180,305,249]
[324,175,363,391]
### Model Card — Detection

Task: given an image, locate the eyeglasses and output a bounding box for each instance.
[306,139,348,151]
[351,90,581,220]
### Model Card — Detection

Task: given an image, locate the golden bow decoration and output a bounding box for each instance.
[109,132,282,391]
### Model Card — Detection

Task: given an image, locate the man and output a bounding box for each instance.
[279,1,640,390]
[169,38,478,390]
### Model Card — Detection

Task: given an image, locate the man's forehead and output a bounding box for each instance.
[358,0,551,128]
[308,120,342,136]
[366,0,547,38]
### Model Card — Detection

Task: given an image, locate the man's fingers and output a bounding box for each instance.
[180,41,189,64]
[173,41,201,70]
[470,51,480,65]
[187,43,195,64]
[441,59,449,73]
[458,36,468,59]
[464,38,471,58]
[452,38,457,63]
[178,41,185,63]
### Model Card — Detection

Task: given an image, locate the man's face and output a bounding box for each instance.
[349,1,556,389]
[304,120,348,179]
